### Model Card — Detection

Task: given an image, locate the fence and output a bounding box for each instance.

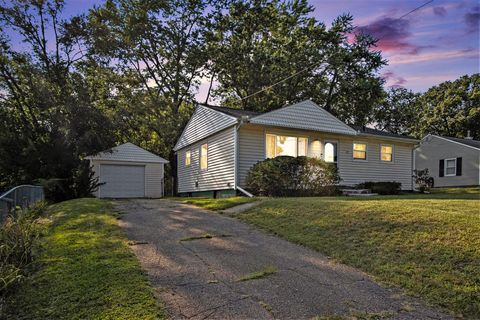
[0,185,44,222]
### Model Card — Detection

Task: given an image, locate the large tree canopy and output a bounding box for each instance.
[205,0,385,125]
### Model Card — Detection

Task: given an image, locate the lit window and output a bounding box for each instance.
[266,134,308,158]
[324,142,336,163]
[445,158,456,176]
[298,137,307,156]
[381,145,393,162]
[353,143,367,160]
[200,144,208,170]
[311,140,321,158]
[185,150,191,166]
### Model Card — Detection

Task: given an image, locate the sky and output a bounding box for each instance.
[6,0,480,98]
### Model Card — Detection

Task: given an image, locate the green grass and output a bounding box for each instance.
[3,198,163,320]
[238,189,480,318]
[179,196,257,211]
[237,266,278,282]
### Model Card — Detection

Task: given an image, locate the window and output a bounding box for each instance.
[445,158,456,176]
[311,140,322,158]
[353,143,367,160]
[380,145,393,162]
[266,134,308,158]
[185,150,191,166]
[200,144,208,170]
[324,142,337,163]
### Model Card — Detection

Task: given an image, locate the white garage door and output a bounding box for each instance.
[99,164,145,198]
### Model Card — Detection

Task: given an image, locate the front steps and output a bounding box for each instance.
[341,189,379,196]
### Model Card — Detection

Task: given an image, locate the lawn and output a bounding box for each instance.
[236,188,479,318]
[2,198,163,320]
[179,196,257,211]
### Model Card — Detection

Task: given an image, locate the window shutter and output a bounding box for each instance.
[439,159,444,177]
[456,157,462,176]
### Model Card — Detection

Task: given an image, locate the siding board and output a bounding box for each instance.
[177,126,235,193]
[238,124,415,190]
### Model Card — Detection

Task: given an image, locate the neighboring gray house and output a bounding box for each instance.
[174,100,419,197]
[87,143,168,198]
[415,134,480,187]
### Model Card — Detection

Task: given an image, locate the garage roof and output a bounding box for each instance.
[86,143,169,163]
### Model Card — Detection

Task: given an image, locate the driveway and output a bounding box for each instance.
[115,199,450,320]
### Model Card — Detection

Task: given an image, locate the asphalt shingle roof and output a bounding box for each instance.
[200,104,261,118]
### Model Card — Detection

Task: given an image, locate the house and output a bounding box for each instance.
[415,134,480,187]
[173,100,419,197]
[86,143,169,198]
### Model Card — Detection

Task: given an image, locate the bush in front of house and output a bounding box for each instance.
[0,201,47,298]
[357,181,402,195]
[413,169,434,193]
[245,156,340,197]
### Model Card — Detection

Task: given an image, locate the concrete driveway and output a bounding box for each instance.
[115,199,450,320]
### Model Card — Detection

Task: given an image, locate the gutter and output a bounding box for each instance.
[357,132,419,143]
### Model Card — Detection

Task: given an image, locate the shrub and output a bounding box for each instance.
[245,156,340,197]
[0,201,47,297]
[358,181,402,195]
[413,169,434,193]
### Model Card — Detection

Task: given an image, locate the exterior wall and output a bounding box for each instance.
[177,126,235,193]
[90,160,164,198]
[238,124,415,190]
[174,105,237,151]
[415,136,479,187]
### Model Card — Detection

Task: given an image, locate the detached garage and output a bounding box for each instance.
[86,143,169,198]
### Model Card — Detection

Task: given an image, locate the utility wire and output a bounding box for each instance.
[239,0,435,101]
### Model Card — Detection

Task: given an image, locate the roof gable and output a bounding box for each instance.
[250,100,357,135]
[425,135,480,150]
[87,143,168,163]
[173,105,238,151]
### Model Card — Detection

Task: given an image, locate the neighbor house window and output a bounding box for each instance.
[185,150,191,166]
[200,144,208,170]
[380,144,393,162]
[445,158,456,176]
[353,143,367,160]
[266,134,308,158]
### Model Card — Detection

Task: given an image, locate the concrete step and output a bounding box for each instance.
[341,189,378,196]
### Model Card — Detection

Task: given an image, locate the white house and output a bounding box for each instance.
[415,134,480,187]
[174,100,419,197]
[87,143,168,198]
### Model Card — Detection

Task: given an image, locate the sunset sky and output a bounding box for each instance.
[7,0,479,98]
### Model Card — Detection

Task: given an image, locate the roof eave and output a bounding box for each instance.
[358,132,419,143]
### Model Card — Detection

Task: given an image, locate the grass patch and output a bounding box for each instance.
[178,196,257,211]
[238,189,480,318]
[3,198,163,320]
[237,266,278,282]
[179,233,231,242]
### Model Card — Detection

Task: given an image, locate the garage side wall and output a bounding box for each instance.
[145,163,164,197]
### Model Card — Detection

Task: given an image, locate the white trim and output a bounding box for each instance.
[425,134,480,151]
[323,140,338,163]
[353,141,368,161]
[444,158,457,177]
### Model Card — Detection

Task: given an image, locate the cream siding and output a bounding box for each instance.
[174,105,237,151]
[177,126,235,193]
[238,124,415,190]
[415,135,479,187]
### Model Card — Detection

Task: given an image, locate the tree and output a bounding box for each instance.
[416,74,480,139]
[373,87,420,136]
[0,0,115,198]
[205,0,385,125]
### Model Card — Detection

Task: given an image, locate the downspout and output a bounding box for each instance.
[235,116,254,197]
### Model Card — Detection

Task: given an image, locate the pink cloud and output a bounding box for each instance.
[382,70,407,88]
[389,49,478,65]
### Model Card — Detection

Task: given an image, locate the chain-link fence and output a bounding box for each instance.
[0,185,44,222]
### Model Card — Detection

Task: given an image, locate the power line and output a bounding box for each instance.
[239,0,435,102]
